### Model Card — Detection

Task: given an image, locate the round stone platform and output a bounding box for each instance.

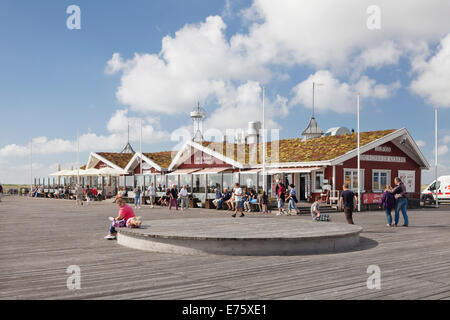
[117,217,363,256]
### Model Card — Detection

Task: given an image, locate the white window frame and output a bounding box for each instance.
[343,168,365,192]
[313,170,325,192]
[372,169,391,193]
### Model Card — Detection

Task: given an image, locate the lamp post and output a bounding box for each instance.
[30,139,33,196]
[262,86,266,193]
[435,107,439,208]
[357,93,361,212]
[77,128,80,185]
[140,116,143,204]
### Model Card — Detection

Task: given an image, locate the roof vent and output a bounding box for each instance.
[323,127,350,137]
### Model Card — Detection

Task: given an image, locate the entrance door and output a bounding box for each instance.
[300,174,306,201]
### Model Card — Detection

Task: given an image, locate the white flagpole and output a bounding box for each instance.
[30,139,33,195]
[262,86,266,193]
[435,107,439,208]
[357,93,361,212]
[140,117,143,195]
[77,128,80,185]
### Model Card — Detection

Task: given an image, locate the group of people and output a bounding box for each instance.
[275,182,301,216]
[212,186,266,213]
[116,183,190,211]
[379,177,409,227]
[309,177,409,227]
[102,177,411,242]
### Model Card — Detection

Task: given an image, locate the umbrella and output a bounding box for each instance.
[49,170,74,176]
[78,168,100,176]
[98,167,126,176]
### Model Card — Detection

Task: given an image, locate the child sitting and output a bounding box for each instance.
[310,196,331,222]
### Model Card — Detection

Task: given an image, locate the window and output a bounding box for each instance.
[398,170,416,193]
[314,171,324,191]
[344,169,364,191]
[372,170,391,192]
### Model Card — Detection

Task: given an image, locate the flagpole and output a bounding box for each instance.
[357,93,361,212]
[435,107,439,208]
[30,139,33,196]
[140,117,143,196]
[262,86,266,194]
[77,128,80,185]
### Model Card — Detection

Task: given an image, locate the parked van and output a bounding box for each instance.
[421,175,450,204]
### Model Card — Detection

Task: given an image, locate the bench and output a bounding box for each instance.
[189,198,200,208]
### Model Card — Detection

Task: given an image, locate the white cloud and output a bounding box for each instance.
[443,136,450,144]
[432,145,449,156]
[203,81,290,134]
[235,0,450,71]
[416,140,426,148]
[411,33,450,108]
[107,16,271,115]
[290,70,400,114]
[0,110,170,161]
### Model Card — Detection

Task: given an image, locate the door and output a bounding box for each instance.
[300,174,306,201]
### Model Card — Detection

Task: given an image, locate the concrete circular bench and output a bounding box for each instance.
[117,217,363,256]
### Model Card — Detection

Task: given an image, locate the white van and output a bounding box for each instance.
[421,175,450,204]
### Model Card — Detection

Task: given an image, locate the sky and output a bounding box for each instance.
[1,0,450,185]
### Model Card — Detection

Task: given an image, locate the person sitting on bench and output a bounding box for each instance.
[212,188,223,209]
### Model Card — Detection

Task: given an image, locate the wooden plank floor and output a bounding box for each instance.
[0,196,449,300]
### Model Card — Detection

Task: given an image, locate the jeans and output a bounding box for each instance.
[384,208,393,225]
[216,199,223,209]
[109,219,126,234]
[181,196,189,209]
[134,196,141,206]
[288,199,296,212]
[394,197,408,225]
[169,198,178,210]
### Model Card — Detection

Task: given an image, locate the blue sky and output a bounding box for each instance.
[1,0,450,184]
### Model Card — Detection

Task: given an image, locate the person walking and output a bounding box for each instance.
[168,184,179,211]
[134,186,142,209]
[85,185,92,205]
[179,185,189,211]
[232,183,244,218]
[391,177,409,227]
[286,184,299,215]
[276,183,286,216]
[379,185,396,227]
[260,191,268,214]
[147,183,156,208]
[75,184,84,206]
[339,184,358,224]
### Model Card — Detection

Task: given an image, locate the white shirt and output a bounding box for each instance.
[148,186,156,196]
[179,188,188,197]
[234,187,243,202]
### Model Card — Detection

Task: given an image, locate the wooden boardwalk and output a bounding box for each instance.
[0,196,449,300]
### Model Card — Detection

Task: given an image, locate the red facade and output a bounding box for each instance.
[324,142,422,198]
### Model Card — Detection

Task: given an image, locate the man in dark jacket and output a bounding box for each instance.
[391,177,408,227]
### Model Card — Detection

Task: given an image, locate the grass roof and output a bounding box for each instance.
[200,129,396,164]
